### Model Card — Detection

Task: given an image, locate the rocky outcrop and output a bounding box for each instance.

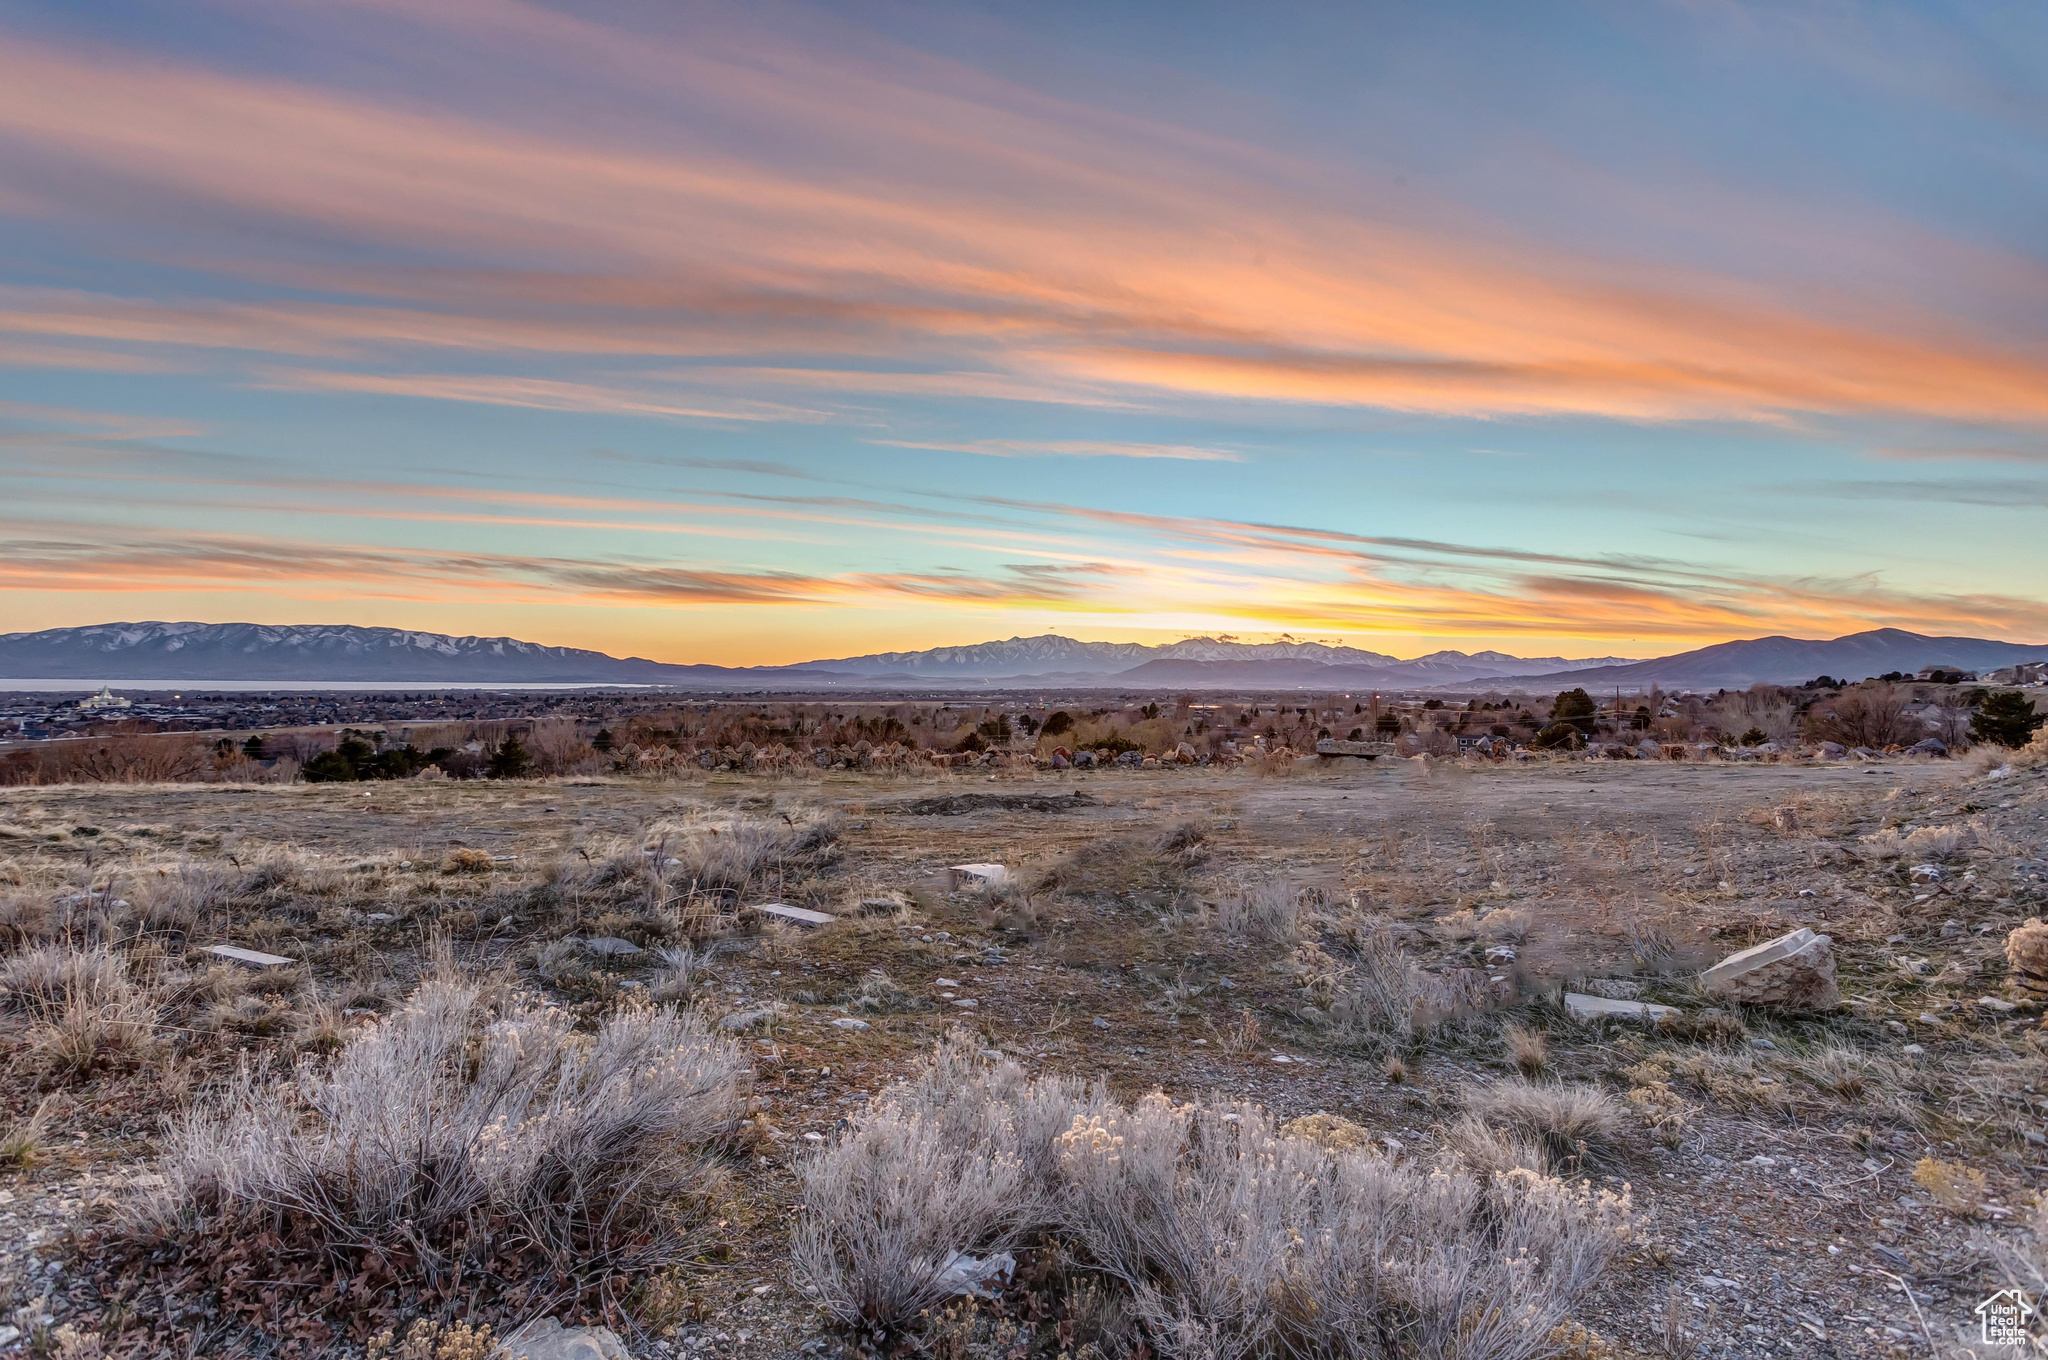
[2006,918,2048,997]
[1700,928,1839,1010]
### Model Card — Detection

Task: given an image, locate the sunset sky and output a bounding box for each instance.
[1,0,2044,664]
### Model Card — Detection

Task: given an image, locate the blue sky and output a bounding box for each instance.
[0,0,2043,663]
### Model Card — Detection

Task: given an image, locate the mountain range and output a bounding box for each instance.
[1480,628,2048,690]
[0,622,2040,691]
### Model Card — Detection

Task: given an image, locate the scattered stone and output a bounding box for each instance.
[1092,1016,1111,1029]
[1484,945,1516,965]
[1909,737,1948,756]
[1700,927,1839,1010]
[503,1317,631,1360]
[947,863,1010,889]
[718,1007,777,1032]
[750,903,836,927]
[1564,992,1680,1022]
[1978,996,2018,1014]
[1750,1038,1777,1050]
[365,912,395,924]
[951,998,979,1008]
[935,978,962,988]
[1902,1044,1926,1056]
[1909,863,1943,882]
[203,945,295,969]
[2006,919,2048,997]
[831,1017,870,1030]
[583,936,642,957]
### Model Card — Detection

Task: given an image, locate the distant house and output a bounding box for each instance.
[1915,665,1975,682]
[1985,662,2048,685]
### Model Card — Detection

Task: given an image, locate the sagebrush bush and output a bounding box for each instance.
[793,1036,1101,1327]
[138,978,746,1285]
[796,1041,1634,1358]
[1296,916,1469,1049]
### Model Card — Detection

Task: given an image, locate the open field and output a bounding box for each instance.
[2,750,2046,1359]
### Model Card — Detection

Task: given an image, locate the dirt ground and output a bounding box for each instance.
[2,752,2045,1360]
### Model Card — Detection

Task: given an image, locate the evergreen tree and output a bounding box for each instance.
[487,733,533,779]
[1971,690,2047,748]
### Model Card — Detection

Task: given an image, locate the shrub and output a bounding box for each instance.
[796,1041,1633,1356]
[1805,684,1914,748]
[136,980,746,1293]
[1298,916,1467,1049]
[793,1036,1096,1327]
[1216,880,1302,942]
[1913,1156,1987,1216]
[658,809,841,901]
[1464,1079,1626,1171]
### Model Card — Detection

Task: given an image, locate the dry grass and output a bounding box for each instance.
[0,1094,55,1169]
[1502,1020,1549,1075]
[1,943,161,1075]
[1464,1078,1627,1171]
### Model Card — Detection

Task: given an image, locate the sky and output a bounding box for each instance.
[0,0,2044,666]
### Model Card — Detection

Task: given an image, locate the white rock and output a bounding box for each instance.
[935,978,962,988]
[831,1017,870,1030]
[718,1007,777,1032]
[947,863,1010,889]
[502,1317,631,1360]
[1978,996,2019,1014]
[1564,992,1680,1022]
[583,936,641,957]
[1700,928,1839,1010]
[751,902,836,927]
[204,945,295,969]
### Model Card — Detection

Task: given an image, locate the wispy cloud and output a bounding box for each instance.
[253,369,821,423]
[870,438,1244,462]
[0,19,2044,429]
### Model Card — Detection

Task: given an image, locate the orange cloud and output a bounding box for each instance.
[0,25,2046,428]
